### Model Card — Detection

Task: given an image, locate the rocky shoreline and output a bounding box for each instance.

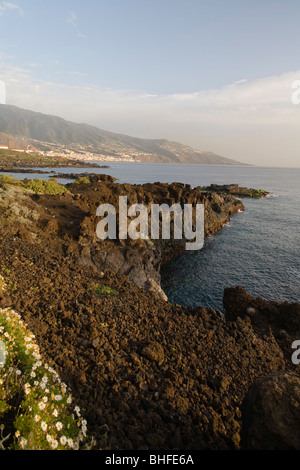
[0,173,299,450]
[70,176,244,299]
[198,183,269,199]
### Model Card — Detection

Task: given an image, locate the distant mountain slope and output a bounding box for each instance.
[0,104,245,165]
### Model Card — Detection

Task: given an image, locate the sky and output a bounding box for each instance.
[0,0,300,167]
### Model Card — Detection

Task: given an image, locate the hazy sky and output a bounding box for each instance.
[0,0,300,166]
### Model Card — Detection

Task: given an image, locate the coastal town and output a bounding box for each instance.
[0,135,155,163]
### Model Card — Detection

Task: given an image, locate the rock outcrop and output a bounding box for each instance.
[223,286,300,450]
[200,183,269,198]
[66,179,244,298]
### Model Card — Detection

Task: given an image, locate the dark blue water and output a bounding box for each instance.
[5,162,300,310]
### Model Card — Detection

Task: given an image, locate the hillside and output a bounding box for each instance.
[0,104,244,165]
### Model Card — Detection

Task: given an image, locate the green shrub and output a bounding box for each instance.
[25,178,69,195]
[74,177,91,185]
[0,175,24,190]
[0,175,20,184]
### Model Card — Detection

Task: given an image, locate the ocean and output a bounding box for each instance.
[6,162,300,311]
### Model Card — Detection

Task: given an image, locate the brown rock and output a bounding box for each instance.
[241,372,300,450]
[45,218,59,233]
[17,227,34,243]
[141,341,165,365]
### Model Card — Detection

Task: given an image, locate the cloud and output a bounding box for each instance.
[232,79,248,85]
[68,71,87,77]
[66,10,87,39]
[28,62,44,68]
[77,32,88,39]
[0,65,300,166]
[66,11,77,27]
[0,1,23,16]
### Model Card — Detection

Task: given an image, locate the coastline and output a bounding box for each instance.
[0,169,299,450]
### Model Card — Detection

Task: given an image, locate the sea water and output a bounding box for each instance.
[6,162,300,310]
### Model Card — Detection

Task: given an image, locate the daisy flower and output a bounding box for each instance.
[60,436,67,446]
[41,422,47,432]
[56,421,63,431]
[51,440,58,449]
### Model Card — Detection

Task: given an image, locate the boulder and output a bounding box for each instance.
[241,372,300,450]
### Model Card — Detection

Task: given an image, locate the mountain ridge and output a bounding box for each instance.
[0,104,246,165]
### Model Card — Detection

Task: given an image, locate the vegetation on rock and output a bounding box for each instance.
[0,278,88,450]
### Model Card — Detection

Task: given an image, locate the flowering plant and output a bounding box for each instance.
[0,276,88,450]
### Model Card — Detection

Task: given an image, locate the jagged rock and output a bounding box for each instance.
[72,180,244,293]
[223,286,300,341]
[223,286,255,322]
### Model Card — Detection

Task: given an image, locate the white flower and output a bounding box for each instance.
[67,438,74,448]
[38,402,46,410]
[41,422,47,431]
[51,440,58,449]
[20,437,27,449]
[56,421,63,431]
[60,436,67,446]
